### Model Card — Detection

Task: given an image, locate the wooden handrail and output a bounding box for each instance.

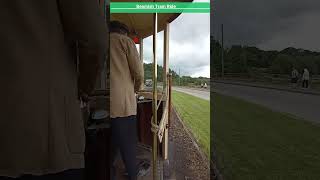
[157,96,169,142]
[157,74,172,142]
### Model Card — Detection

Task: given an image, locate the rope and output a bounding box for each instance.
[151,119,159,133]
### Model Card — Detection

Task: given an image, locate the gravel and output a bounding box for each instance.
[164,108,210,180]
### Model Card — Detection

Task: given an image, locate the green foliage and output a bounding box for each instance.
[143,63,163,82]
[270,54,295,74]
[211,39,223,75]
[144,63,209,86]
[211,36,320,75]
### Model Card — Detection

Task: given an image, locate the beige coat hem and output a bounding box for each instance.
[110,112,137,119]
[0,155,84,178]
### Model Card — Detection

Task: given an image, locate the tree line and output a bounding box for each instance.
[144,63,209,86]
[211,38,320,77]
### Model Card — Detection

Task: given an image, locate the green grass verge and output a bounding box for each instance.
[313,82,320,91]
[172,90,210,157]
[212,92,320,180]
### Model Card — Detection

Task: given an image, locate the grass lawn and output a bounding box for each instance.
[212,92,320,180]
[172,91,210,157]
[312,82,320,91]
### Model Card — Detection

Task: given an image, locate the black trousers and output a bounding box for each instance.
[303,80,309,88]
[111,116,137,180]
[0,169,84,180]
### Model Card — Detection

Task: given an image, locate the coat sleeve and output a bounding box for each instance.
[57,0,108,95]
[125,38,144,92]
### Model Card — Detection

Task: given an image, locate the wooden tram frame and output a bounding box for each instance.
[108,1,193,179]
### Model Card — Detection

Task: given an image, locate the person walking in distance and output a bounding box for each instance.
[302,68,310,89]
[291,67,299,88]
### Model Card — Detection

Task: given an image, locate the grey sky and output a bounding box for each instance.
[142,0,210,78]
[212,0,320,52]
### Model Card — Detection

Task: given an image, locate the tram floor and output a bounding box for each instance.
[114,143,154,180]
[114,108,210,180]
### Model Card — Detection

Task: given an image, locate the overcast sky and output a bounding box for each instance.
[212,0,320,52]
[142,0,210,78]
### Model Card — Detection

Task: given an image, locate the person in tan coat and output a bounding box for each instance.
[0,0,107,179]
[110,21,144,180]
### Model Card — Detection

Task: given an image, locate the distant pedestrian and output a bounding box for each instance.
[291,68,299,88]
[302,68,310,88]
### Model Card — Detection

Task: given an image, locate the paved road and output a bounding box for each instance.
[213,82,320,123]
[173,87,210,101]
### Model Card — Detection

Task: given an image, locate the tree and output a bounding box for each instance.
[271,54,294,74]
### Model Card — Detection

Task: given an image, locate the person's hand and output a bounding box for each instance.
[79,90,90,103]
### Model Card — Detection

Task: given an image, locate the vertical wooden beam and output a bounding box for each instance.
[139,38,144,90]
[140,38,144,62]
[163,23,170,91]
[162,23,170,160]
[152,12,158,180]
[97,0,106,89]
[168,74,172,127]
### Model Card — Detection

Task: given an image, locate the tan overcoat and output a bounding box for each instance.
[0,0,107,177]
[110,32,144,118]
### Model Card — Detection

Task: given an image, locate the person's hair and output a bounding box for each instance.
[110,21,129,35]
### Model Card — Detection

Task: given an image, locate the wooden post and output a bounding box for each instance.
[140,38,144,62]
[152,12,158,180]
[167,73,172,168]
[163,23,169,91]
[162,23,170,160]
[221,24,224,77]
[168,74,172,127]
[139,38,144,90]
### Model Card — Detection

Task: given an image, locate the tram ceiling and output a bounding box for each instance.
[110,0,193,39]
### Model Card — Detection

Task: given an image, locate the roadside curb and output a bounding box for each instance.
[174,86,210,92]
[212,80,320,96]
